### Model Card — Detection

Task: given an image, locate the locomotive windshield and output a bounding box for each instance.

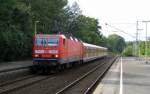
[36,38,47,46]
[35,38,58,46]
[47,38,58,46]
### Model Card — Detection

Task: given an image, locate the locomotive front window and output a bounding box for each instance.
[36,38,47,46]
[48,38,58,46]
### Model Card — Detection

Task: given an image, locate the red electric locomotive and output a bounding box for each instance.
[32,34,83,72]
[32,34,108,73]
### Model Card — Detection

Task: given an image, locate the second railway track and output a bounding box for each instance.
[56,56,118,94]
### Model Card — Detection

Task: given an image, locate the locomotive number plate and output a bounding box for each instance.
[35,50,44,53]
[49,50,58,54]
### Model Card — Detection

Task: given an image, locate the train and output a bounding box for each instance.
[32,34,108,73]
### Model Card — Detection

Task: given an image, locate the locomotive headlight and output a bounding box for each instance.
[35,54,39,57]
[55,55,58,58]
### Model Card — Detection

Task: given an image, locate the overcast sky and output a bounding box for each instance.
[69,0,150,41]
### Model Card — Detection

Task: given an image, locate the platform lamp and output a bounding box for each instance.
[34,21,40,35]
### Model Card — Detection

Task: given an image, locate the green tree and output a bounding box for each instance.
[107,34,126,53]
[67,14,105,46]
[123,45,133,56]
[29,0,68,33]
[138,41,150,56]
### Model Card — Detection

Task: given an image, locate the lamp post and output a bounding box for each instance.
[142,20,150,64]
[136,21,143,57]
[34,21,40,35]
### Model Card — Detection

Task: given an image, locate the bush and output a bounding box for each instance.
[0,31,32,62]
[123,45,133,56]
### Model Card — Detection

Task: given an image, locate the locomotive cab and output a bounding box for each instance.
[33,34,60,66]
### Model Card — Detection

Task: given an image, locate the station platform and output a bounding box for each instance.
[0,60,33,72]
[93,57,150,94]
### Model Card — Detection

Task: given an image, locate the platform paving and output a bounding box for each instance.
[93,57,150,94]
[123,57,150,94]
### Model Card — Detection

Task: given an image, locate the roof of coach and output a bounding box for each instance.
[83,43,107,50]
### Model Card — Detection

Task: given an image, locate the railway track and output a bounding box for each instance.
[0,66,32,74]
[0,74,35,87]
[0,66,33,84]
[84,56,118,94]
[55,56,118,94]
[0,74,54,94]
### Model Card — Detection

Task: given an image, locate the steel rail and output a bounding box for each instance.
[84,56,118,94]
[0,66,32,73]
[0,74,36,87]
[0,76,52,94]
[55,61,106,94]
